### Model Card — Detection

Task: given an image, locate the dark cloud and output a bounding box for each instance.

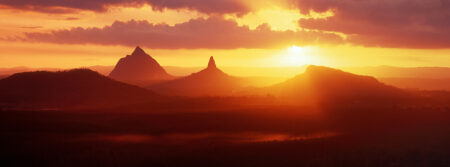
[291,0,450,48]
[0,0,249,14]
[21,17,344,49]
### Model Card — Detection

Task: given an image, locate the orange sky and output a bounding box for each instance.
[1,0,449,73]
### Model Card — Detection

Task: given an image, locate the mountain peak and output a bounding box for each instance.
[149,56,243,97]
[208,56,216,69]
[131,46,146,56]
[108,47,173,82]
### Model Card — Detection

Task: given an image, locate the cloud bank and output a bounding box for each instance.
[0,0,249,14]
[22,17,343,49]
[3,0,450,48]
[291,0,450,48]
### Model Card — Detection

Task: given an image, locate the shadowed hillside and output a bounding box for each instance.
[0,69,158,109]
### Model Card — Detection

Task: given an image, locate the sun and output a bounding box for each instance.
[289,45,304,53]
[281,46,315,66]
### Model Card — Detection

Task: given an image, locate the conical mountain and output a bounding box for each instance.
[148,56,245,97]
[194,56,228,76]
[109,47,173,83]
[208,56,216,68]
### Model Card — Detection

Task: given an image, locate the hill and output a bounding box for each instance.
[268,65,408,105]
[0,69,157,109]
[149,57,246,97]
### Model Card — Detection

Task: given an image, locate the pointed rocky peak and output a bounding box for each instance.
[207,56,217,69]
[131,46,147,56]
[108,46,173,81]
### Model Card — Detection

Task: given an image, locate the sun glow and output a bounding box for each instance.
[281,46,316,66]
[289,45,304,53]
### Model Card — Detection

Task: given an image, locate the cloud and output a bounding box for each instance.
[21,17,344,49]
[0,0,250,15]
[64,17,80,20]
[19,26,43,29]
[6,0,448,48]
[290,0,450,48]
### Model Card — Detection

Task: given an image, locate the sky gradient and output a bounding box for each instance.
[1,0,449,69]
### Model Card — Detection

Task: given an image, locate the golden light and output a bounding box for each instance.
[281,46,316,66]
[225,8,302,31]
[289,45,304,53]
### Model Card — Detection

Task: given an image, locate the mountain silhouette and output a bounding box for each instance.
[0,69,158,109]
[0,75,8,80]
[109,47,173,85]
[148,56,245,96]
[269,65,408,104]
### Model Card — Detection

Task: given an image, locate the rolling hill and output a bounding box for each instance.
[268,65,408,104]
[0,69,158,109]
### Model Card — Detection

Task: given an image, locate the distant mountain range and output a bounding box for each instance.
[377,78,450,91]
[341,66,450,79]
[0,69,158,109]
[0,62,446,110]
[1,47,450,110]
[0,66,113,76]
[0,64,416,110]
[2,64,450,90]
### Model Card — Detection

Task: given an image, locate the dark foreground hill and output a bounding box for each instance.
[0,69,158,109]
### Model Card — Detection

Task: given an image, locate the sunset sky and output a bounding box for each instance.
[1,0,450,70]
